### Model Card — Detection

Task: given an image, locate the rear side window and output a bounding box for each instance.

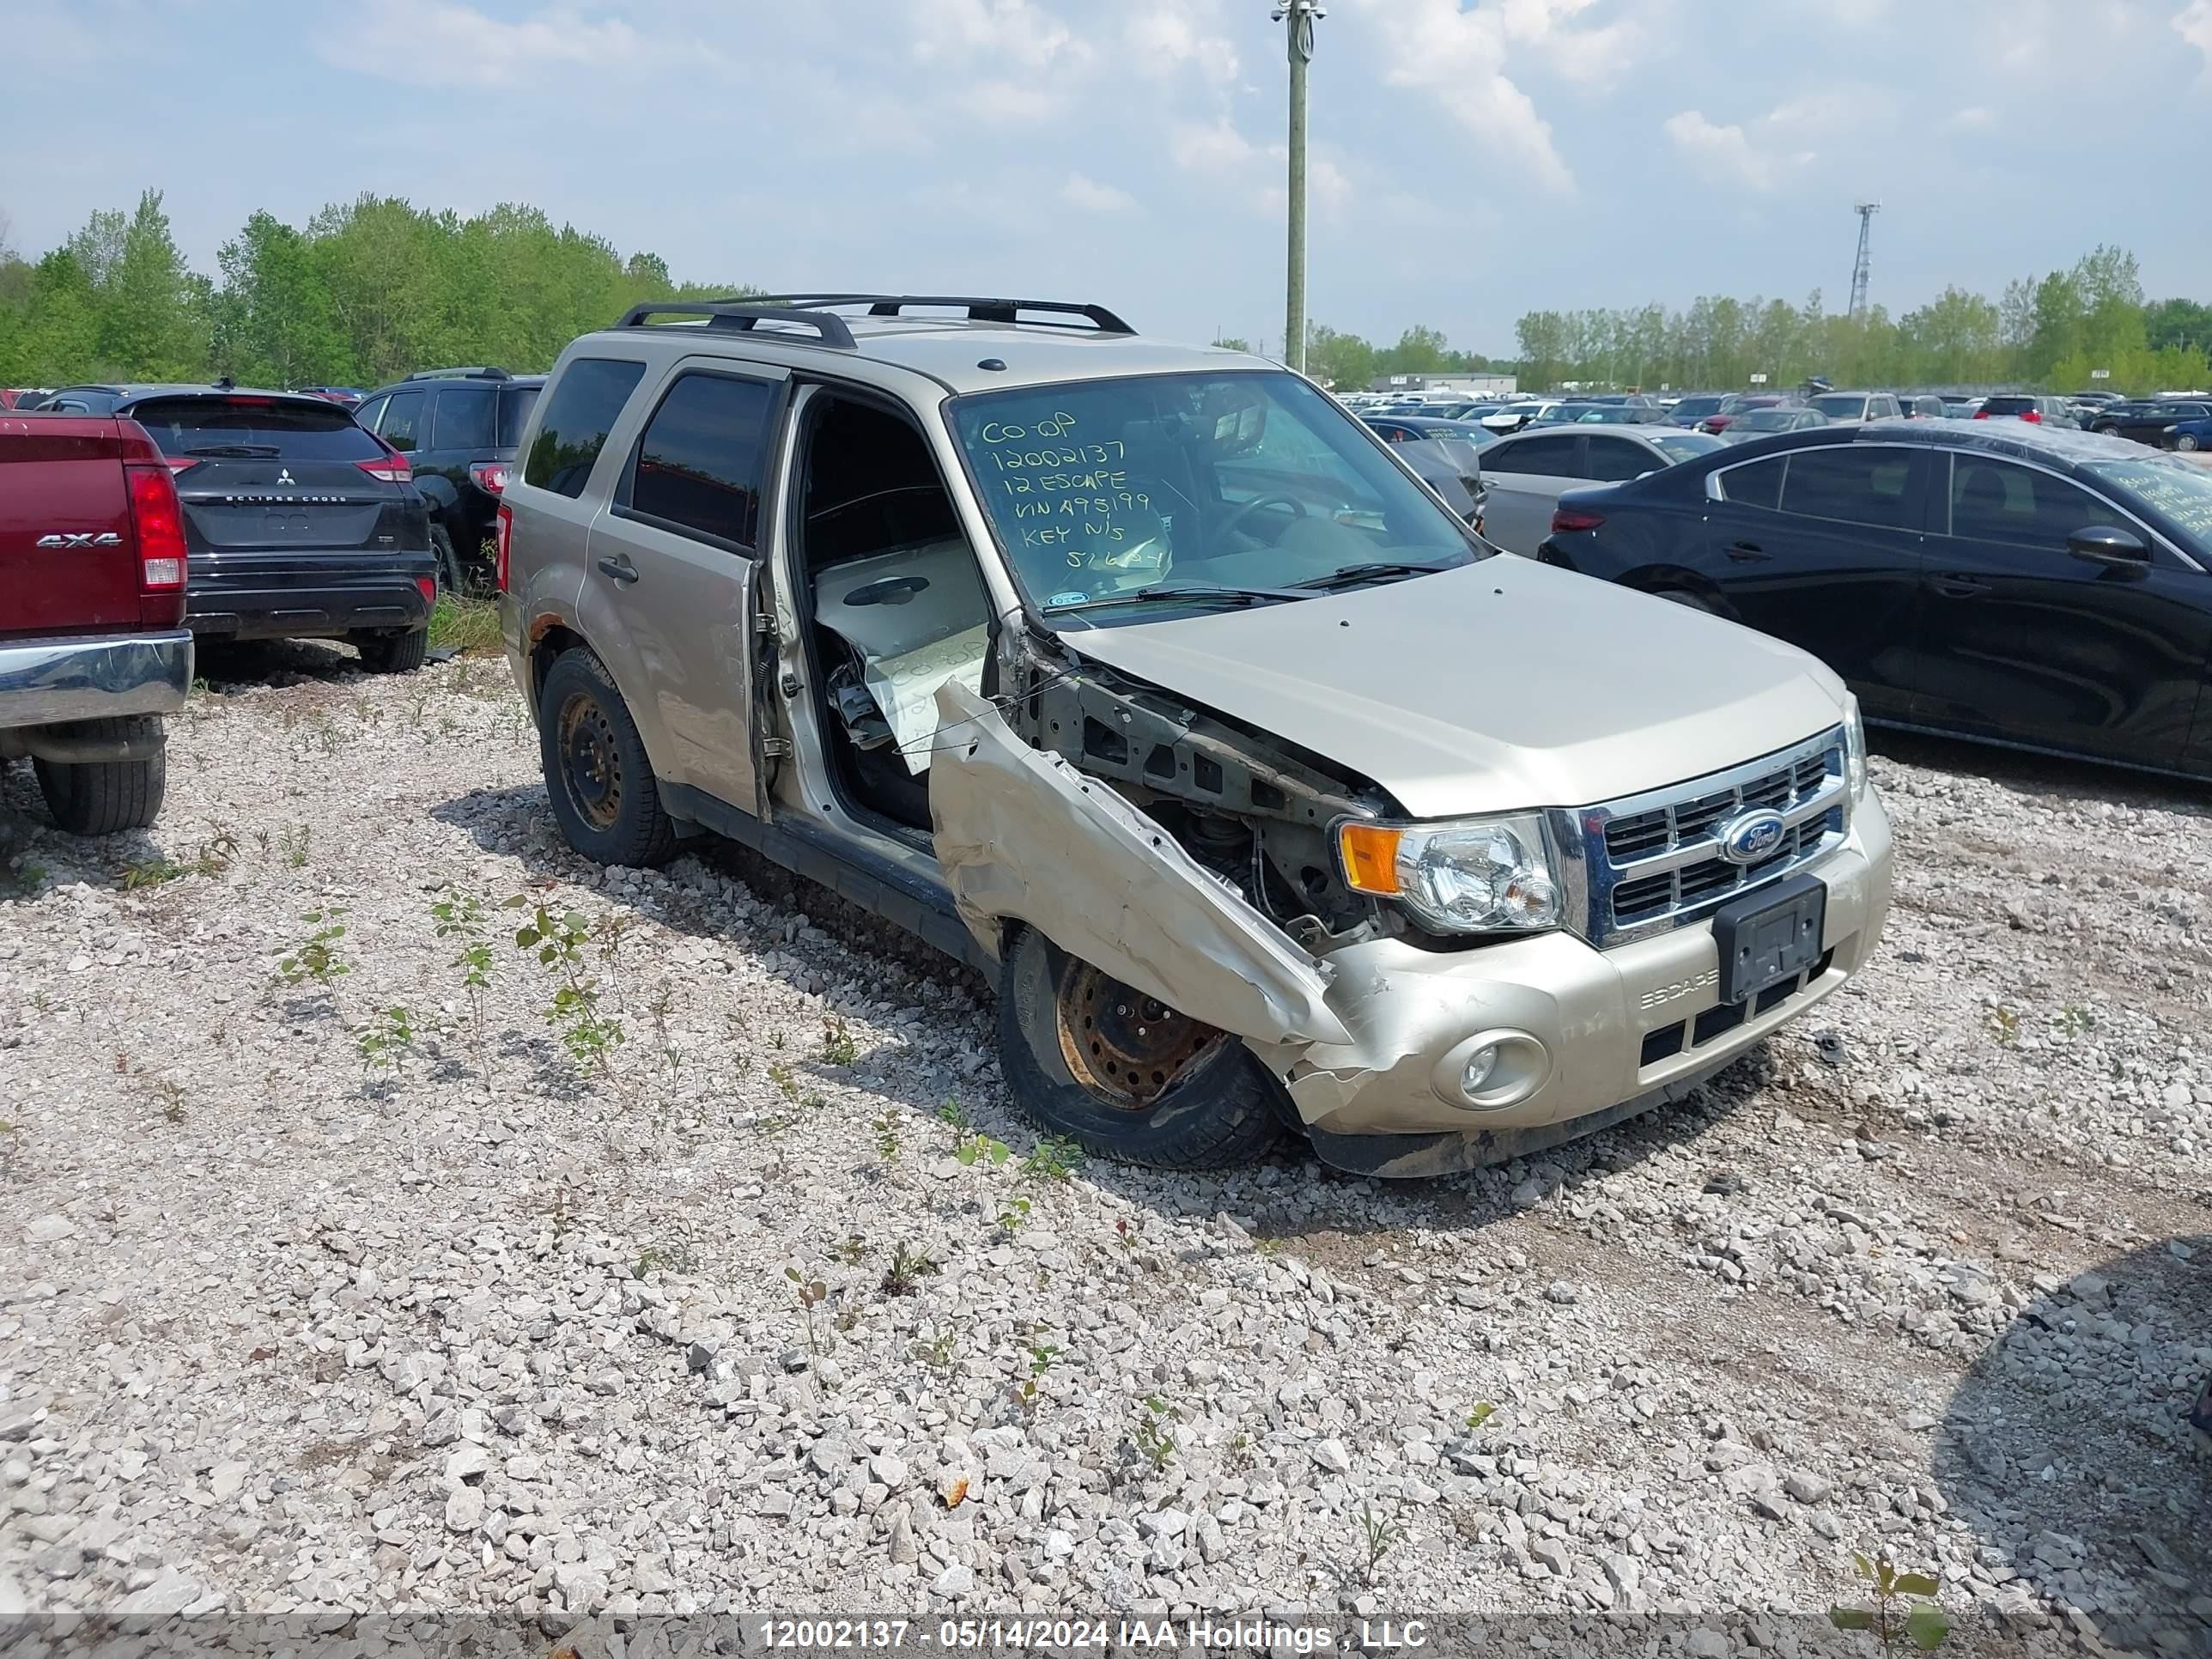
[623,371,777,550]
[1489,434,1580,477]
[125,397,386,461]
[378,389,428,453]
[434,384,497,451]
[526,357,647,499]
[498,384,541,447]
[1780,446,1922,530]
[1718,456,1784,508]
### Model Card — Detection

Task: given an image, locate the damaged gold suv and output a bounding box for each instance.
[498,295,1893,1176]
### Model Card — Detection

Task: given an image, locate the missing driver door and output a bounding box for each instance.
[584,358,789,819]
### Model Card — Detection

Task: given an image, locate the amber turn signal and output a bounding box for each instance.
[1338,822,1403,895]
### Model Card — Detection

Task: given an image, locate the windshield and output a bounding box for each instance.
[1809,394,1870,420]
[125,397,385,459]
[2084,458,2212,549]
[1574,406,1639,424]
[1651,432,1725,461]
[1671,397,1725,417]
[1734,410,1800,432]
[950,370,1485,623]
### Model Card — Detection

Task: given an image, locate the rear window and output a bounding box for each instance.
[525,358,647,499]
[125,397,385,461]
[498,384,541,447]
[434,384,497,451]
[1980,396,2035,416]
[1808,394,1870,421]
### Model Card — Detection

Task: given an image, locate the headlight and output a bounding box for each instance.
[1842,693,1869,802]
[1338,812,1562,934]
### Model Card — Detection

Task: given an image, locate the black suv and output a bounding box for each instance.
[356,368,543,590]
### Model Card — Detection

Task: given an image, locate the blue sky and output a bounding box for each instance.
[7,0,2210,357]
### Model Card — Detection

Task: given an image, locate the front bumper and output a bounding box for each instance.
[1252,788,1894,1176]
[186,553,437,641]
[0,630,194,732]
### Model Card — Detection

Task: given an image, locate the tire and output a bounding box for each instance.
[1652,587,1719,614]
[430,525,465,594]
[2178,434,2200,453]
[994,926,1285,1170]
[356,626,430,674]
[33,717,166,836]
[2096,424,2122,438]
[536,647,676,867]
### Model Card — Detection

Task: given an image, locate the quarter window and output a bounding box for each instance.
[434,384,497,451]
[355,395,388,432]
[623,371,777,550]
[525,357,647,499]
[1948,459,2109,554]
[1583,437,1660,483]
[1778,446,1922,530]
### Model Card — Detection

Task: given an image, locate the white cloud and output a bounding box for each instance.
[318,0,646,88]
[1347,0,1576,191]
[1662,110,1779,190]
[1170,116,1257,173]
[1124,3,1240,84]
[1060,172,1137,212]
[2179,0,2212,70]
[909,0,1085,70]
[1947,105,1994,130]
[956,79,1060,121]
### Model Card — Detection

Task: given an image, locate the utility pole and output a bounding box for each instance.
[1849,202,1879,319]
[1273,2,1323,374]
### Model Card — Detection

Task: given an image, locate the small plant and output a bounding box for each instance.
[768,1060,802,1103]
[632,1243,693,1278]
[882,1241,939,1296]
[507,898,624,1085]
[1013,1343,1058,1417]
[820,1016,859,1067]
[1356,1501,1404,1588]
[431,890,495,1076]
[121,855,185,890]
[148,1079,188,1124]
[939,1097,971,1140]
[1465,1401,1497,1432]
[1985,1006,2020,1047]
[1115,1218,1136,1253]
[786,1266,830,1358]
[1828,1555,1951,1652]
[1133,1395,1177,1472]
[2054,1003,2098,1037]
[647,986,683,1081]
[954,1131,1011,1169]
[356,1005,418,1078]
[428,592,502,655]
[191,831,240,878]
[832,1234,869,1266]
[277,823,312,868]
[872,1113,902,1165]
[915,1327,958,1371]
[3,860,48,896]
[1022,1133,1083,1183]
[276,908,349,987]
[995,1195,1031,1234]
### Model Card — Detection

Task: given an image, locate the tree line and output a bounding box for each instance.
[1508,246,2212,396]
[0,190,745,390]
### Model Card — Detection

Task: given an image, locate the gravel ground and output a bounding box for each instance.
[0,641,2206,1650]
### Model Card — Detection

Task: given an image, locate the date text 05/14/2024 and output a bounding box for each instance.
[755,1618,1430,1652]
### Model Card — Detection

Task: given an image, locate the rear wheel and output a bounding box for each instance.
[429,525,465,593]
[2178,434,2200,453]
[994,927,1285,1170]
[2096,424,2123,438]
[33,717,166,836]
[356,626,429,673]
[537,648,675,867]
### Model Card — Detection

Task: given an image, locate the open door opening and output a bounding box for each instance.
[793,393,989,838]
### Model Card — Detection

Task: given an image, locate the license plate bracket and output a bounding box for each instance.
[1712,874,1826,1005]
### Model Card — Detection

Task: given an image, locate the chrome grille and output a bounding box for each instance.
[1577,726,1850,945]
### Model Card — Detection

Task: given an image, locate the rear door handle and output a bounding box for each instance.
[1929,574,1990,598]
[595,556,639,585]
[1726,540,1767,561]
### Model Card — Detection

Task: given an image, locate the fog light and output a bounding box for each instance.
[1462,1045,1500,1096]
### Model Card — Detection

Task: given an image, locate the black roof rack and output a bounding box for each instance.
[761,294,1137,335]
[614,301,858,349]
[405,366,512,380]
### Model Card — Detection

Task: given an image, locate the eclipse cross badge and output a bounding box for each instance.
[1717,807,1788,866]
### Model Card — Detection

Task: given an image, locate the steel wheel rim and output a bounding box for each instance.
[557,691,623,831]
[1054,959,1223,1111]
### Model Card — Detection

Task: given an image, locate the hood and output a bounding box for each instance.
[1059,560,1848,819]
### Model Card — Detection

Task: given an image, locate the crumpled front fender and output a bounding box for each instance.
[928,682,1351,1048]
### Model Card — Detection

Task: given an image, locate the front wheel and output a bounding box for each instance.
[2096,424,2123,438]
[1652,587,1719,614]
[994,927,1285,1170]
[2178,434,2200,453]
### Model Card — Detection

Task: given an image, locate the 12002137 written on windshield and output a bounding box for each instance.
[976,412,1155,564]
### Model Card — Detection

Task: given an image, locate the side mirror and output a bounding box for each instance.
[2067,526,2150,566]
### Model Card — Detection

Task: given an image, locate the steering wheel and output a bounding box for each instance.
[1218,493,1308,541]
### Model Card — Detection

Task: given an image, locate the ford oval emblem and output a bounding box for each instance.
[1717,808,1788,866]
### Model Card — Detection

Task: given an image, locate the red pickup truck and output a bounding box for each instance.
[1,414,194,834]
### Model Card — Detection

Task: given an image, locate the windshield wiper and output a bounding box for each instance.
[1290,559,1462,592]
[182,443,283,457]
[1043,581,1312,617]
